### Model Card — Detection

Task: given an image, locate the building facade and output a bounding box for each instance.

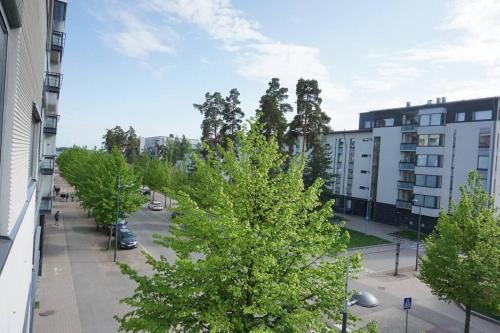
[0,0,67,331]
[328,97,500,232]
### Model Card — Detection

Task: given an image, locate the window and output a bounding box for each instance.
[360,170,369,174]
[364,120,372,129]
[419,113,442,126]
[414,194,440,209]
[346,200,352,209]
[359,186,368,190]
[375,118,394,127]
[456,112,465,122]
[362,138,370,142]
[415,175,441,188]
[473,110,492,121]
[479,133,490,148]
[29,113,41,181]
[417,154,442,167]
[54,1,67,21]
[418,134,443,147]
[477,156,489,170]
[361,154,370,158]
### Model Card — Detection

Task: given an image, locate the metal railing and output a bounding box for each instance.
[399,162,415,171]
[43,114,58,134]
[401,124,418,132]
[396,200,412,210]
[40,197,53,215]
[51,31,65,52]
[400,143,417,151]
[397,181,414,190]
[40,156,55,175]
[45,72,63,93]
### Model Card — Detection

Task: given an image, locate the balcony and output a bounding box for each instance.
[396,200,413,210]
[401,124,418,132]
[45,72,63,94]
[399,162,415,171]
[40,156,55,175]
[43,114,58,134]
[40,197,53,215]
[51,31,65,53]
[400,143,417,151]
[398,181,414,190]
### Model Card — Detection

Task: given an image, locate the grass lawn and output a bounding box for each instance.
[473,304,500,321]
[343,229,391,248]
[390,230,429,242]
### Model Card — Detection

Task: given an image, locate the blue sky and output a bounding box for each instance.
[58,0,500,148]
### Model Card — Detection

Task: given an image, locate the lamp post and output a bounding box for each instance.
[114,174,120,262]
[412,198,422,271]
[341,256,379,333]
[365,197,371,234]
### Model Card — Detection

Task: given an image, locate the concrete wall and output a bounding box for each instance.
[373,126,400,205]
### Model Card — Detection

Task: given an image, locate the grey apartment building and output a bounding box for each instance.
[326,97,500,232]
[0,0,67,331]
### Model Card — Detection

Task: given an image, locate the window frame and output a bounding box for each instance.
[473,110,492,121]
[419,113,443,126]
[477,155,489,170]
[479,133,491,148]
[414,194,440,209]
[455,112,465,122]
[416,154,442,167]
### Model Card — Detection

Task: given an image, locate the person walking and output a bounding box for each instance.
[54,210,60,227]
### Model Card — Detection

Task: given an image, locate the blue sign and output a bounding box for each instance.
[403,297,412,310]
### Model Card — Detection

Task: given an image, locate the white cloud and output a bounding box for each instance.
[101,9,175,59]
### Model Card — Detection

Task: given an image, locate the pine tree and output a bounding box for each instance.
[419,171,500,333]
[256,78,292,150]
[221,88,244,146]
[288,79,331,154]
[194,92,226,150]
[303,141,334,199]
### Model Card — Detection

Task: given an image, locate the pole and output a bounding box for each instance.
[341,256,350,333]
[405,309,409,333]
[114,174,120,262]
[415,206,421,271]
[365,198,370,234]
[394,238,401,276]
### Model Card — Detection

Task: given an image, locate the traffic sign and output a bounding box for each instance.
[403,297,412,310]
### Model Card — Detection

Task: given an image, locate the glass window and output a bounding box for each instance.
[375,118,394,127]
[417,155,427,166]
[473,110,492,121]
[427,155,439,167]
[428,134,441,146]
[479,133,490,148]
[385,118,394,126]
[430,113,442,126]
[477,156,489,170]
[413,194,424,205]
[419,114,430,126]
[456,112,465,122]
[424,196,436,208]
[415,175,425,186]
[418,135,428,146]
[364,120,372,129]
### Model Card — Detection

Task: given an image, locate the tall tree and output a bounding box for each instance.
[116,123,361,332]
[288,79,331,154]
[256,78,293,150]
[125,126,140,164]
[303,140,334,199]
[221,88,244,146]
[102,126,127,153]
[419,171,500,333]
[194,92,226,150]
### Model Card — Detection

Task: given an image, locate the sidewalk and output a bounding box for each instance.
[336,212,408,243]
[34,171,152,333]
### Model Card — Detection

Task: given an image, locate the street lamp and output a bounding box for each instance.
[365,197,371,235]
[412,198,422,271]
[341,256,380,333]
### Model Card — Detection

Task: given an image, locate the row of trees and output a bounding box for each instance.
[57,147,145,246]
[102,126,141,164]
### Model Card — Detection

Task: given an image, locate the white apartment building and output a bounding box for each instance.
[0,1,67,331]
[327,97,500,233]
[141,135,200,156]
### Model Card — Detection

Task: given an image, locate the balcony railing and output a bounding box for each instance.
[40,197,53,215]
[51,31,65,53]
[399,162,415,171]
[400,143,417,151]
[43,114,58,134]
[398,181,414,190]
[396,200,413,210]
[401,124,418,132]
[40,156,55,175]
[45,72,63,94]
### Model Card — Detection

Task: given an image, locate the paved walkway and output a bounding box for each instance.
[34,171,151,333]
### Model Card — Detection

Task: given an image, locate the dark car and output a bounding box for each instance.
[111,219,128,236]
[118,229,138,249]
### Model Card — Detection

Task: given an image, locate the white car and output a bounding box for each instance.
[148,201,163,211]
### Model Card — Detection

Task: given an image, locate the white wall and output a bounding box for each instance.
[373,127,401,205]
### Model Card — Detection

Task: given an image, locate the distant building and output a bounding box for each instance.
[298,96,500,233]
[140,135,200,157]
[0,0,67,331]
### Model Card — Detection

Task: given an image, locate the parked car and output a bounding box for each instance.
[111,219,128,236]
[148,201,163,211]
[118,229,138,249]
[142,187,151,195]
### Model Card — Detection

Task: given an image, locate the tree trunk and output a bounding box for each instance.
[152,191,155,201]
[464,304,471,333]
[87,208,91,218]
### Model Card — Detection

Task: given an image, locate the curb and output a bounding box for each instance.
[456,303,500,325]
[348,242,395,250]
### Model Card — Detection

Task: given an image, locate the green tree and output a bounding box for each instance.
[194,92,226,150]
[288,79,331,154]
[221,88,244,146]
[103,126,127,153]
[125,126,140,164]
[419,171,500,333]
[116,122,359,332]
[303,140,334,200]
[256,78,292,150]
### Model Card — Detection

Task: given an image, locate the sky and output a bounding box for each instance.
[57,0,500,148]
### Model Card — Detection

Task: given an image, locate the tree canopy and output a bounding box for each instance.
[102,125,141,164]
[116,122,358,332]
[419,171,500,333]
